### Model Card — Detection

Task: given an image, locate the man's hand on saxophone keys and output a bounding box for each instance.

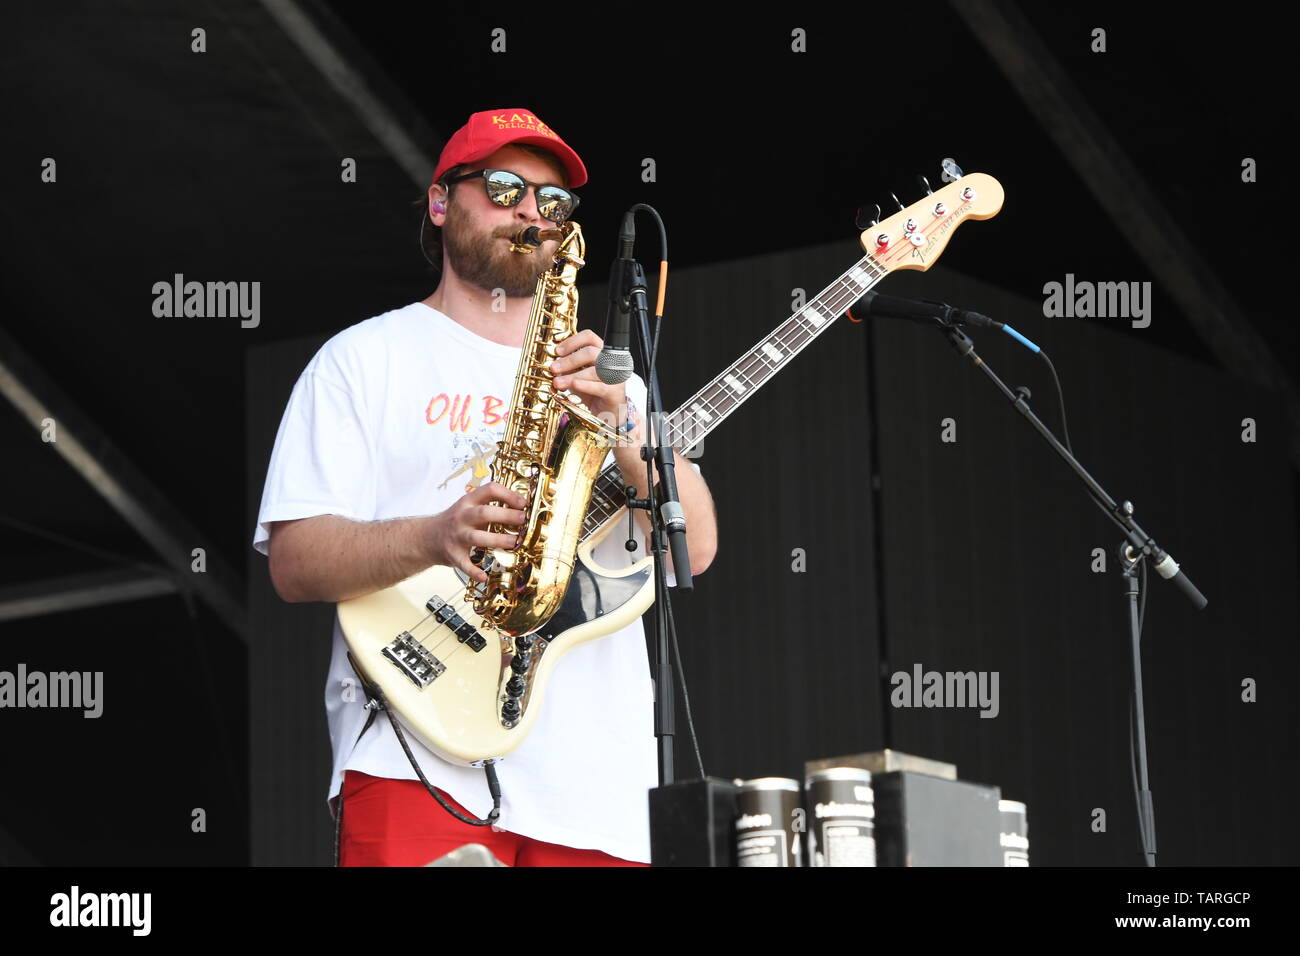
[424,482,529,584]
[549,329,718,577]
[549,329,630,429]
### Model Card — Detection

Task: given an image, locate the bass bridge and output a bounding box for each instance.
[380,595,487,689]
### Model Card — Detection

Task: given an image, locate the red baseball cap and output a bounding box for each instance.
[432,108,587,188]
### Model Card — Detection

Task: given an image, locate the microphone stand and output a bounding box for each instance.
[931,314,1206,867]
[621,255,693,787]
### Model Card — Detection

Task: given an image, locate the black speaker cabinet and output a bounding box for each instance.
[649,777,738,867]
[873,771,1002,866]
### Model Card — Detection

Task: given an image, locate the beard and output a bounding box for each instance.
[442,204,552,298]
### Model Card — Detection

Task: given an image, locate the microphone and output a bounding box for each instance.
[853,291,1041,353]
[853,291,999,329]
[1150,548,1208,610]
[596,211,637,385]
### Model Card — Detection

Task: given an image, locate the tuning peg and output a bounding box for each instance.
[918,174,933,196]
[854,203,881,230]
[940,158,963,183]
[890,192,905,212]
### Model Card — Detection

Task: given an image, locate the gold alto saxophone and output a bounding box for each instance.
[467,221,619,642]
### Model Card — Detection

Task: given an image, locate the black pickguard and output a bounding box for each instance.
[537,553,654,644]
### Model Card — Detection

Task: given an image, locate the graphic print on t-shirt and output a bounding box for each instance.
[425,392,509,431]
[426,391,510,495]
[438,432,501,495]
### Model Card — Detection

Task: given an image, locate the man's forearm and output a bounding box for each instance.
[613,443,718,576]
[270,513,436,604]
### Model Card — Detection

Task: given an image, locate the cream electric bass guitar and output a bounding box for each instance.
[338,171,1004,765]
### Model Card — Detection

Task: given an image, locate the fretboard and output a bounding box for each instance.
[579,253,886,541]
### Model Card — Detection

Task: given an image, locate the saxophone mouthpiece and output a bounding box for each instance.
[509,226,563,253]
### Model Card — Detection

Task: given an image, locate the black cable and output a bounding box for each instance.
[627,203,667,378]
[645,316,708,780]
[370,681,501,827]
[1127,557,1153,865]
[1038,351,1073,454]
[1039,348,1154,864]
[664,577,706,780]
[1128,693,1139,847]
[1037,351,1125,532]
[1139,547,1148,639]
[626,202,706,782]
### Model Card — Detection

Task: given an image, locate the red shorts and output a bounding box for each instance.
[336,770,649,867]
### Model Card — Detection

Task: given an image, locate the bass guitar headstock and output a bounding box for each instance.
[856,161,1004,273]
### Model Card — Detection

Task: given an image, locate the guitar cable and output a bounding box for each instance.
[347,654,503,828]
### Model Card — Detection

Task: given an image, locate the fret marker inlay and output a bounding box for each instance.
[847,267,872,288]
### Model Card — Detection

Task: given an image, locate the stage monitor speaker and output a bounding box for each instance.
[873,771,1002,866]
[649,777,738,867]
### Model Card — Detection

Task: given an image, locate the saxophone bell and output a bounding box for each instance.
[508,226,564,254]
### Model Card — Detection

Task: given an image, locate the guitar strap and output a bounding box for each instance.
[334,650,503,866]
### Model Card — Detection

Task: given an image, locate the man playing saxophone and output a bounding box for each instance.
[252,108,717,866]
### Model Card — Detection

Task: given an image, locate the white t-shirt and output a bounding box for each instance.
[253,301,682,864]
